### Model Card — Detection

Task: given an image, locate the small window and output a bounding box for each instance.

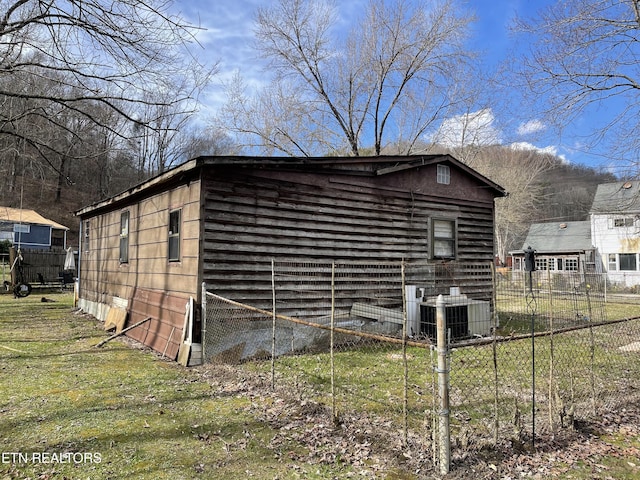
[437,164,450,185]
[13,224,30,234]
[432,219,456,259]
[83,220,90,251]
[168,209,181,262]
[535,258,548,271]
[619,253,637,271]
[613,217,634,228]
[119,211,129,264]
[564,258,578,271]
[608,253,617,271]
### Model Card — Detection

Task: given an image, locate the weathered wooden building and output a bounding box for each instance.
[75,155,505,362]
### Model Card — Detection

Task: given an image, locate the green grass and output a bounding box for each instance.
[2,292,639,479]
[0,293,362,479]
[496,292,640,335]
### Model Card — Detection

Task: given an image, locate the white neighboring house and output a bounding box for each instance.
[591,181,640,287]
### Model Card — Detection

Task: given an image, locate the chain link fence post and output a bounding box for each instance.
[330,262,337,424]
[201,282,207,366]
[271,259,277,390]
[436,294,450,474]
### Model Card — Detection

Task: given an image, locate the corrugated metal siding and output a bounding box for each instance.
[127,288,188,360]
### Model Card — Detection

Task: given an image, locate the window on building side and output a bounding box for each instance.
[608,254,617,271]
[119,211,129,264]
[432,219,456,259]
[564,258,578,271]
[619,253,637,271]
[83,220,90,251]
[436,164,450,185]
[613,217,634,228]
[535,258,548,271]
[168,209,181,262]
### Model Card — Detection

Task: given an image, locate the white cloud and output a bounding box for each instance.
[431,108,502,147]
[509,142,566,161]
[517,119,546,136]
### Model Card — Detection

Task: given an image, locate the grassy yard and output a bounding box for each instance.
[1,292,640,479]
[0,293,388,480]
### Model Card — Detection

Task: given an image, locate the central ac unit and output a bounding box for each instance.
[419,295,491,340]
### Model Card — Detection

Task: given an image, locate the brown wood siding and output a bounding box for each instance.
[77,156,501,354]
[78,177,202,358]
[201,166,497,314]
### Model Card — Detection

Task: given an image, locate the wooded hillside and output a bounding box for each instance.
[0,146,617,254]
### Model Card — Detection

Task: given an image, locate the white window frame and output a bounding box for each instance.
[119,211,130,264]
[611,216,634,228]
[564,258,578,271]
[535,258,548,271]
[431,218,456,259]
[436,164,450,185]
[168,209,181,262]
[619,253,638,271]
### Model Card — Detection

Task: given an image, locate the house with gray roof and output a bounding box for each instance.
[590,181,640,287]
[511,180,640,288]
[511,220,596,274]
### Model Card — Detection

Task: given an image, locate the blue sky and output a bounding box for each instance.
[171,0,622,174]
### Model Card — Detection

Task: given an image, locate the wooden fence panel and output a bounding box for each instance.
[17,248,70,284]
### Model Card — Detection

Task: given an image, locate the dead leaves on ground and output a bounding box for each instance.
[192,363,640,479]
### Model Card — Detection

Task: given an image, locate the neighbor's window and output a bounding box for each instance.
[535,257,548,271]
[613,217,634,228]
[168,209,181,262]
[13,224,30,234]
[513,257,523,271]
[436,164,450,185]
[432,219,456,259]
[619,253,637,271]
[119,211,129,264]
[608,254,617,271]
[564,258,578,271]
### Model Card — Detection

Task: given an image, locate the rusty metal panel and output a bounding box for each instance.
[126,288,190,360]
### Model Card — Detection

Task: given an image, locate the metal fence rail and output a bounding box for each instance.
[201,260,640,474]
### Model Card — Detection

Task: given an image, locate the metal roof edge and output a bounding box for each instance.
[75,159,199,217]
[75,154,506,216]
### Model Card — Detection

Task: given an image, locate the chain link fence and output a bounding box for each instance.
[201,260,640,473]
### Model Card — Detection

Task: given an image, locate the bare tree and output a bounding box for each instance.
[221,0,476,156]
[471,146,555,263]
[0,0,215,176]
[514,0,640,168]
[180,127,239,160]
